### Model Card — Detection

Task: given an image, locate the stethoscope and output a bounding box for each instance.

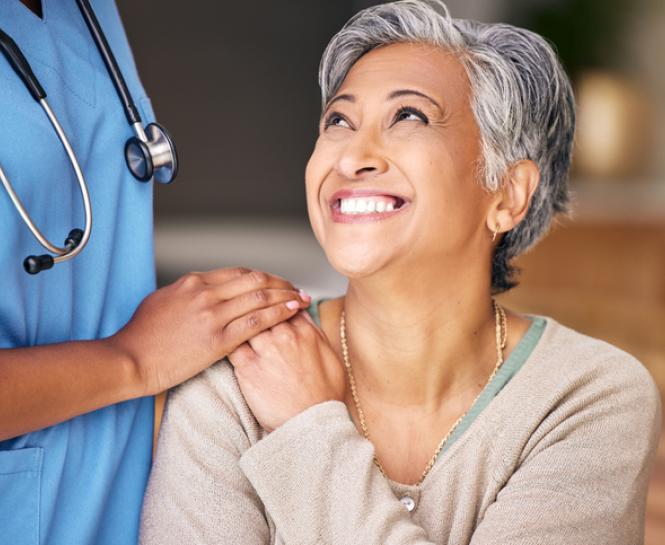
[0,0,179,274]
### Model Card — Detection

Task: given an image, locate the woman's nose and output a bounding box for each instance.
[335,130,389,181]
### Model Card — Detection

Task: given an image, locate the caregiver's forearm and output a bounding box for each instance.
[0,267,309,441]
[0,338,140,440]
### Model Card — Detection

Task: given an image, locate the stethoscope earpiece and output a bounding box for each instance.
[22,228,85,275]
[64,228,84,249]
[23,254,54,274]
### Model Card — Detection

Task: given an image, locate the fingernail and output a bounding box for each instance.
[299,289,312,301]
[286,300,300,310]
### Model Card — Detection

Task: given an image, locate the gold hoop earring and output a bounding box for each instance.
[492,223,500,242]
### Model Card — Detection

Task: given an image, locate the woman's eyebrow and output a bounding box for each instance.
[387,89,443,112]
[325,94,355,110]
[323,89,442,113]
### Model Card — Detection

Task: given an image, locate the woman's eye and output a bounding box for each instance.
[393,107,429,124]
[323,113,351,129]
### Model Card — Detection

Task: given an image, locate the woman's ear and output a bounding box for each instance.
[486,160,540,238]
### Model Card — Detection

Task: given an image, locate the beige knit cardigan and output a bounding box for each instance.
[140,317,662,544]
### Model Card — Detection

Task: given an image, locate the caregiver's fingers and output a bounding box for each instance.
[189,266,254,286]
[197,266,288,288]
[205,268,301,302]
[217,288,309,328]
[220,302,304,354]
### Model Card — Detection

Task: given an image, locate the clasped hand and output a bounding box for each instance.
[110,267,312,396]
[228,311,347,432]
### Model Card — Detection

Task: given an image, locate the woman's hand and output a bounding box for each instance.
[109,267,311,396]
[228,312,347,432]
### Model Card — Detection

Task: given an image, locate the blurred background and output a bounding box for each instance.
[117,0,665,541]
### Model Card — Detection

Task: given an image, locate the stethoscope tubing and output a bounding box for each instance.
[75,0,142,128]
[0,97,92,263]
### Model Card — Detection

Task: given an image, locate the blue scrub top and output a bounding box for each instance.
[0,2,156,544]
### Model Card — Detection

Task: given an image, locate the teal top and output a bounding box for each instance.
[307,299,546,455]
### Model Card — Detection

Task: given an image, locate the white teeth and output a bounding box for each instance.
[337,197,402,215]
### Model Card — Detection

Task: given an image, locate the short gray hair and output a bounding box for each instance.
[318,0,575,293]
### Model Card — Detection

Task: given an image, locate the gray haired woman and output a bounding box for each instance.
[140,1,661,543]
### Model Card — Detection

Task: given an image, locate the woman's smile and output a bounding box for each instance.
[329,188,412,223]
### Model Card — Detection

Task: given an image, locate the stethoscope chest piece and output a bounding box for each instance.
[125,122,178,184]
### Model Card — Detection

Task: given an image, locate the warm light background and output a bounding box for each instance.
[118,0,665,541]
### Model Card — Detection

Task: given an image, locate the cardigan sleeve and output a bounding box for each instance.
[139,363,272,545]
[467,357,662,545]
[240,401,439,545]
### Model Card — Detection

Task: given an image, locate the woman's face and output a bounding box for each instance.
[305,42,493,279]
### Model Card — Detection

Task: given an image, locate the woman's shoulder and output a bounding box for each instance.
[484,316,662,479]
[505,316,662,438]
[164,359,266,449]
[534,316,659,393]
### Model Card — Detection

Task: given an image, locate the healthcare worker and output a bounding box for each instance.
[0,1,310,544]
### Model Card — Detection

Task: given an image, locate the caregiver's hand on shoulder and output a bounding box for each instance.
[109,267,310,396]
[228,311,346,432]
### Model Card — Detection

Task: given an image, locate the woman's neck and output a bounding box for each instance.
[320,267,521,413]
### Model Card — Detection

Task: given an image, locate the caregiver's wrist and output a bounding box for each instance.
[101,334,153,399]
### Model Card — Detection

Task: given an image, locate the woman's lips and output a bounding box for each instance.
[328,189,411,223]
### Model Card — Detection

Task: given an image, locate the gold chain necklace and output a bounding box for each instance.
[339,299,507,486]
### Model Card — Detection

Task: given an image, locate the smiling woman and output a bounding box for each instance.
[140,2,661,544]
[307,42,498,282]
